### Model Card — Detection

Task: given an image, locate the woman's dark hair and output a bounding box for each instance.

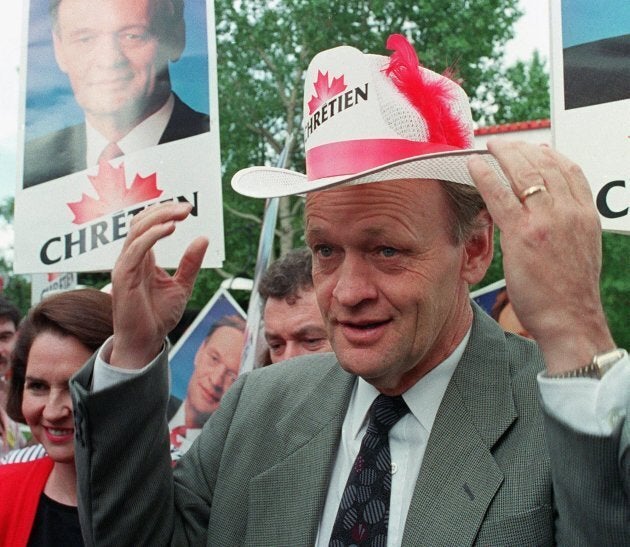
[6,289,113,423]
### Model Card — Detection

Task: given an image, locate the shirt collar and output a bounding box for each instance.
[86,93,175,166]
[349,327,471,439]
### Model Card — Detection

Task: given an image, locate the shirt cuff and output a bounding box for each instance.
[92,336,165,392]
[538,350,630,436]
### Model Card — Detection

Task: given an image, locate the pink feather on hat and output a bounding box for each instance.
[384,33,469,149]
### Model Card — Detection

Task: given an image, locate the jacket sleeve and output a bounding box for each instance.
[70,348,250,547]
[542,397,630,545]
[71,350,175,546]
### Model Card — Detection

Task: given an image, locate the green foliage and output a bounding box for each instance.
[0,259,30,317]
[473,229,504,290]
[77,272,111,290]
[0,197,14,221]
[476,50,550,125]
[601,232,630,349]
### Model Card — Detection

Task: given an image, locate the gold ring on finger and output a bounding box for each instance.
[519,184,547,204]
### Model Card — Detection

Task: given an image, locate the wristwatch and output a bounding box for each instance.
[548,348,626,379]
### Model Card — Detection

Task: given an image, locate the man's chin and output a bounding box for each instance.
[84,99,151,124]
[335,348,386,378]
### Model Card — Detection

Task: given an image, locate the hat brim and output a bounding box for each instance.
[231,148,509,199]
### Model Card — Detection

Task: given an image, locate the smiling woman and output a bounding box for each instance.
[0,289,112,547]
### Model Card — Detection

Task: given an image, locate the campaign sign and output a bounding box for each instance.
[14,0,224,272]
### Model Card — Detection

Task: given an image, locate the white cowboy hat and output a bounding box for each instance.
[231,34,508,198]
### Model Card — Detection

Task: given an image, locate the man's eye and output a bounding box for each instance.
[74,35,95,45]
[118,31,151,46]
[124,32,147,41]
[305,338,325,348]
[380,247,397,257]
[315,245,333,258]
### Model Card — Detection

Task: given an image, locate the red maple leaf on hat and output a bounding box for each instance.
[307,70,347,115]
[67,161,163,225]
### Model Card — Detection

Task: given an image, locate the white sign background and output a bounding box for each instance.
[550,1,630,234]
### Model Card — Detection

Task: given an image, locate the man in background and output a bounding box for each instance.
[24,0,209,188]
[0,298,20,383]
[258,248,331,364]
[0,297,22,458]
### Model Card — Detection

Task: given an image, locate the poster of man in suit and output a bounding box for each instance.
[13,0,224,273]
[23,0,210,187]
[167,287,246,458]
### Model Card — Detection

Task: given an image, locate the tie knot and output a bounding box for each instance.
[99,142,123,163]
[368,394,409,434]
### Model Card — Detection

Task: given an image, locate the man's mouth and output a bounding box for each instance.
[338,318,390,329]
[336,319,391,344]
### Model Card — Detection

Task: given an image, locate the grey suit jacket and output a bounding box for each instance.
[70,305,630,546]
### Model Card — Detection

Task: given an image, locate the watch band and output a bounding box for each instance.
[547,348,626,379]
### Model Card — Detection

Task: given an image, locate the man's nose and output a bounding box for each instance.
[210,362,232,388]
[94,34,127,67]
[283,342,303,361]
[331,255,378,307]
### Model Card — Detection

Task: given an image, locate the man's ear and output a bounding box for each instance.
[52,32,69,74]
[461,210,494,285]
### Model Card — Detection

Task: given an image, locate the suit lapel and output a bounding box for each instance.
[245,362,355,546]
[402,306,517,546]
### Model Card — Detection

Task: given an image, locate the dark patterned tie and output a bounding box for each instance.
[98,142,123,163]
[329,394,410,546]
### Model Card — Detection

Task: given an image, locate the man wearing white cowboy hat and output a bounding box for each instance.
[70,35,629,545]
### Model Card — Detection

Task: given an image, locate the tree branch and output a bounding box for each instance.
[245,123,282,154]
[224,204,263,225]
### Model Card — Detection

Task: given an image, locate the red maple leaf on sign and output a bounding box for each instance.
[307,70,347,115]
[67,161,163,225]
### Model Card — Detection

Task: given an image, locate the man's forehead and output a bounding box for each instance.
[0,317,17,332]
[305,222,390,240]
[264,288,313,309]
[305,179,448,226]
[57,0,154,26]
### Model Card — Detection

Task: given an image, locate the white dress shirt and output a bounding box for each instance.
[85,94,175,167]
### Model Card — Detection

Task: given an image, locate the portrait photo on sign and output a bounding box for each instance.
[167,288,246,458]
[21,0,210,188]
